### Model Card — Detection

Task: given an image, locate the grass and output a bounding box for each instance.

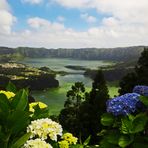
[107,81,119,98]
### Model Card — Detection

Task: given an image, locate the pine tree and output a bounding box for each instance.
[89,69,109,111]
[78,69,109,143]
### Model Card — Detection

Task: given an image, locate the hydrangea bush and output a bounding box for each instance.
[100,85,148,148]
[106,93,141,116]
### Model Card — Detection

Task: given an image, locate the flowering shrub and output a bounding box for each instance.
[0,82,80,148]
[100,85,148,148]
[25,118,80,148]
[106,93,141,116]
[27,118,63,141]
[133,85,148,96]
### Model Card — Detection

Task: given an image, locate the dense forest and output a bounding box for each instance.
[0,46,145,61]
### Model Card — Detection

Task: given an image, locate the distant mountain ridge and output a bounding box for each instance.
[0,46,146,61]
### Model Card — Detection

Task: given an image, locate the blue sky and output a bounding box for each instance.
[0,0,148,48]
[9,0,104,31]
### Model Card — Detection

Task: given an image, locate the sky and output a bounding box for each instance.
[0,0,148,48]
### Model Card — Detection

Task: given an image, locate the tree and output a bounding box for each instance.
[59,71,109,144]
[59,82,87,137]
[118,72,138,95]
[119,48,148,94]
[89,69,109,111]
[136,48,148,84]
[78,70,109,143]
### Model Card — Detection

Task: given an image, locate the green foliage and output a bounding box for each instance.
[11,89,28,111]
[64,82,86,108]
[59,82,87,137]
[121,113,148,134]
[11,133,31,148]
[119,47,148,94]
[6,81,17,93]
[0,86,30,147]
[118,135,134,148]
[100,96,148,147]
[101,113,114,126]
[31,105,50,120]
[139,96,148,106]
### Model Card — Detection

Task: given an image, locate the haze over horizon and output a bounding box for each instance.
[0,0,148,48]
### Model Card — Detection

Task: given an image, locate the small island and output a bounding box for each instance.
[0,63,59,90]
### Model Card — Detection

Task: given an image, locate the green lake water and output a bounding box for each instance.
[21,58,118,115]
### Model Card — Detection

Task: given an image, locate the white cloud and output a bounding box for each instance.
[54,0,93,9]
[22,0,43,5]
[81,13,97,23]
[27,17,65,31]
[0,0,148,48]
[28,17,51,29]
[0,0,16,35]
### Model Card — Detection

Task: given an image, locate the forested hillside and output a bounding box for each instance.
[0,46,145,61]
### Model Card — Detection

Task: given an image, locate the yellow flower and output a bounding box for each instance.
[62,133,78,145]
[29,102,47,112]
[59,140,69,148]
[0,90,15,99]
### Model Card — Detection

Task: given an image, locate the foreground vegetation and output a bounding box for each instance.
[0,82,147,147]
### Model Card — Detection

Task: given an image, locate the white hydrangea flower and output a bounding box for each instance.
[27,118,63,141]
[22,138,52,148]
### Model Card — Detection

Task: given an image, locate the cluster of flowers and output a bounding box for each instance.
[59,133,78,148]
[107,85,148,116]
[106,93,140,116]
[133,85,148,96]
[27,118,63,141]
[23,118,78,148]
[0,90,15,99]
[22,138,52,148]
[29,102,47,112]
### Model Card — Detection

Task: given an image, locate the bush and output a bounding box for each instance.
[99,85,148,148]
[0,82,80,148]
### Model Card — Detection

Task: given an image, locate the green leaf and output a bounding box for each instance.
[121,116,132,134]
[83,136,91,146]
[106,130,120,145]
[131,113,148,133]
[118,135,134,148]
[31,105,50,120]
[11,89,28,111]
[0,93,10,114]
[139,96,148,106]
[7,110,30,134]
[6,81,17,93]
[101,113,114,126]
[99,138,118,148]
[11,133,31,148]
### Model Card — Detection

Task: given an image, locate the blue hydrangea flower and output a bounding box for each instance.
[106,93,140,116]
[133,85,148,96]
